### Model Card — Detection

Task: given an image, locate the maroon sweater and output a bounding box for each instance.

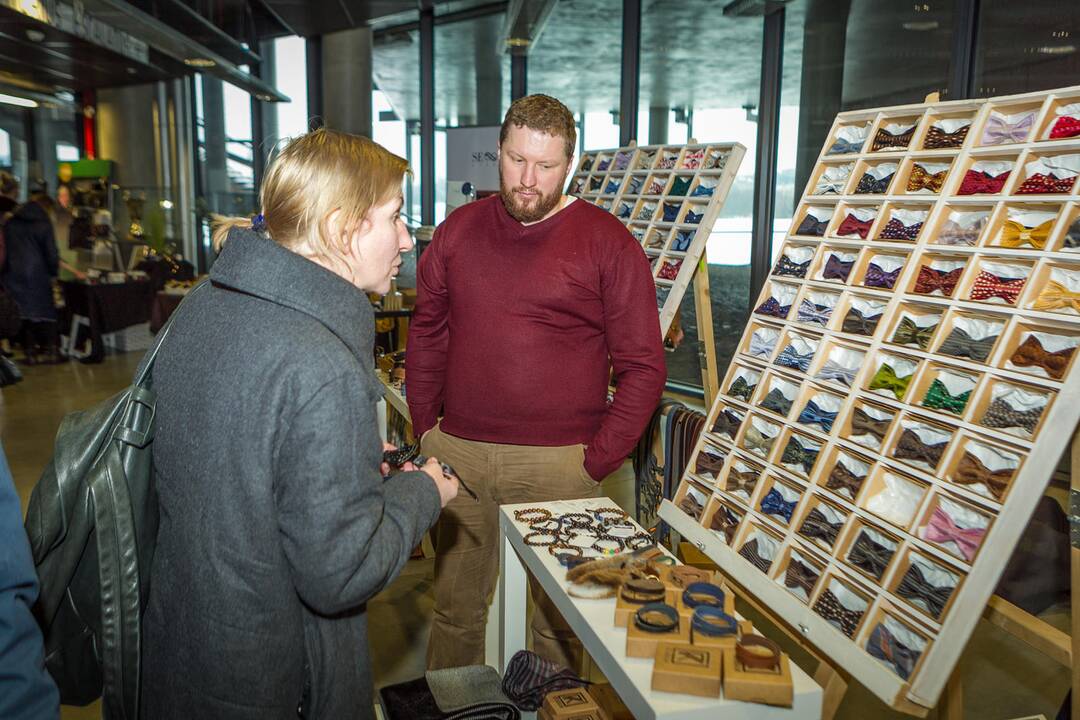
[406,195,666,480]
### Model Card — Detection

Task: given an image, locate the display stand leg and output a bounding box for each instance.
[1071,428,1080,720]
[812,662,849,720]
[937,670,963,720]
[691,252,719,407]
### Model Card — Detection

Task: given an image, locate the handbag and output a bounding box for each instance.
[0,354,22,387]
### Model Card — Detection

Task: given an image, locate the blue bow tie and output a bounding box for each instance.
[663,202,682,222]
[867,624,920,680]
[797,400,837,432]
[776,345,813,372]
[672,231,694,252]
[685,210,704,224]
[760,488,797,522]
[617,203,632,218]
[690,184,714,197]
[747,333,776,358]
[755,297,791,318]
[828,137,864,155]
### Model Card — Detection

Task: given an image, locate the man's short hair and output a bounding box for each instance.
[499,94,577,160]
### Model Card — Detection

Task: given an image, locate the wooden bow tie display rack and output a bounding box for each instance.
[661,84,1080,717]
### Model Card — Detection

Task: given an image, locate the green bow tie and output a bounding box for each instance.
[922,378,970,414]
[728,376,756,401]
[868,363,912,400]
[669,176,692,195]
[890,317,937,350]
[743,426,776,455]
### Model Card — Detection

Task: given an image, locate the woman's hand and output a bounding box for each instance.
[420,456,459,508]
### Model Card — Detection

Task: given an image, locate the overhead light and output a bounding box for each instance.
[160,200,174,209]
[25,28,45,42]
[0,93,38,108]
[1039,45,1076,55]
[903,21,939,31]
[184,58,216,68]
[505,37,530,48]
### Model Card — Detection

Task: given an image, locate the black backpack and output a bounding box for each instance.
[24,281,202,719]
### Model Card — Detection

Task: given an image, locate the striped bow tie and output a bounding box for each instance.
[738,538,773,574]
[938,327,997,362]
[816,360,857,386]
[797,400,837,432]
[798,508,842,547]
[776,345,814,372]
[896,563,954,619]
[848,532,894,579]
[796,299,832,326]
[890,317,936,349]
[784,559,820,596]
[969,270,1025,304]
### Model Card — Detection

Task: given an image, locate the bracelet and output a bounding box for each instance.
[515,508,551,524]
[692,606,739,638]
[619,577,666,604]
[682,582,726,609]
[549,542,583,559]
[591,535,624,555]
[523,531,559,547]
[593,507,627,524]
[736,634,782,671]
[559,512,596,530]
[669,565,714,589]
[634,603,680,634]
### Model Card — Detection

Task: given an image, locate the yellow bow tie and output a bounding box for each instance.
[1000,219,1054,249]
[1033,280,1080,312]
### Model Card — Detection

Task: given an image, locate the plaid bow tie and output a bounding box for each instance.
[923,124,969,149]
[938,327,997,362]
[1033,280,1080,313]
[1017,172,1077,195]
[855,172,894,194]
[922,378,971,415]
[878,217,922,241]
[914,265,963,296]
[816,359,858,386]
[969,270,1025,304]
[796,215,829,236]
[813,589,864,637]
[797,400,837,432]
[799,507,842,546]
[922,507,986,562]
[784,559,819,596]
[776,344,814,372]
[826,461,865,498]
[906,164,948,193]
[958,169,1009,195]
[1009,335,1074,379]
[1050,115,1080,139]
[780,437,819,474]
[867,623,920,680]
[738,538,773,574]
[1000,219,1054,249]
[896,563,954,618]
[890,316,937,349]
[981,112,1035,145]
[754,297,791,318]
[848,532,894,579]
[796,299,832,326]
[828,137,864,155]
[760,488,798,521]
[842,308,881,336]
[774,255,810,278]
[895,428,947,468]
[868,363,912,400]
[863,263,901,289]
[953,451,1013,500]
[727,376,756,400]
[981,397,1044,434]
[836,214,874,239]
[823,254,855,282]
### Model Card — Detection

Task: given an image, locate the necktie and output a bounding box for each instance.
[727,469,760,497]
[999,219,1054,249]
[823,254,855,282]
[842,308,881,336]
[1017,173,1076,195]
[837,214,874,239]
[848,532,894,578]
[710,505,740,542]
[890,317,936,349]
[1032,280,1080,313]
[672,230,694,252]
[914,265,963,296]
[669,176,692,196]
[863,263,900,289]
[970,271,1025,304]
[981,397,1044,434]
[799,508,842,546]
[981,112,1034,145]
[867,623,920,680]
[685,210,704,224]
[922,379,971,414]
[906,164,948,193]
[774,254,811,279]
[856,172,893,194]
[760,488,798,521]
[738,538,773,574]
[826,462,865,498]
[922,507,986,562]
[728,376,756,400]
[776,344,814,372]
[868,364,911,400]
[953,451,1013,500]
[958,169,1009,195]
[784,560,819,596]
[814,589,863,637]
[748,332,776,357]
[691,183,715,197]
[780,437,818,474]
[754,297,790,318]
[796,299,832,326]
[938,327,997,362]
[937,218,985,246]
[817,359,858,386]
[871,126,914,152]
[896,564,954,618]
[923,124,969,149]
[743,426,776,456]
[1050,115,1080,139]
[895,429,947,468]
[760,388,793,415]
[680,495,704,520]
[712,409,743,439]
[828,137,864,155]
[695,451,724,477]
[797,400,837,432]
[850,407,891,441]
[796,215,829,236]
[1009,335,1075,379]
[878,217,922,241]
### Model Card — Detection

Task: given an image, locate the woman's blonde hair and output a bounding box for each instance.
[212,129,409,263]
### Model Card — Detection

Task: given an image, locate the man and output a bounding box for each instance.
[407,94,666,671]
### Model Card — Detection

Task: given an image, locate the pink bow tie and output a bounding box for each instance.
[922,507,986,561]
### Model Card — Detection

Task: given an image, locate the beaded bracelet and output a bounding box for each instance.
[591,535,624,555]
[523,531,559,547]
[514,508,552,524]
[549,542,583,559]
[559,512,596,530]
[626,533,655,551]
[593,507,628,524]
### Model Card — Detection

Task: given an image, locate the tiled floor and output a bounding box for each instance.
[3,351,1069,719]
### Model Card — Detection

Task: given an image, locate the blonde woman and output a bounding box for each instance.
[143,128,458,719]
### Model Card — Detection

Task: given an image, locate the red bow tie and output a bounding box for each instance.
[836,214,873,239]
[958,169,1009,195]
[914,265,963,296]
[969,270,1025,304]
[1050,116,1080,139]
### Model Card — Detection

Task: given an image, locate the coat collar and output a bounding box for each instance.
[210,228,374,361]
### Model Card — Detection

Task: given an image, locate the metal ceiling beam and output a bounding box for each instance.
[160,0,261,67]
[373,1,508,38]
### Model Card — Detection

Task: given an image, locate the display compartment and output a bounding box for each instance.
[704,145,732,170]
[984,202,1064,250]
[919,112,977,151]
[633,198,658,222]
[927,204,994,247]
[905,252,969,299]
[739,414,784,463]
[888,548,964,623]
[811,572,874,640]
[838,518,902,583]
[776,429,824,480]
[859,465,932,533]
[725,364,764,402]
[930,310,1007,365]
[914,492,993,565]
[839,401,898,455]
[643,226,667,251]
[876,202,932,244]
[674,478,714,523]
[740,322,783,362]
[816,444,877,503]
[691,440,729,485]
[793,204,837,238]
[720,454,767,507]
[611,149,635,172]
[793,386,844,435]
[910,364,982,419]
[851,160,901,195]
[813,244,862,285]
[752,281,799,322]
[853,250,909,292]
[954,155,1017,196]
[1054,202,1080,252]
[771,244,816,281]
[628,222,648,246]
[702,494,746,545]
[809,160,858,197]
[657,147,682,170]
[865,351,923,403]
[688,175,722,199]
[1038,96,1080,142]
[708,402,746,444]
[1025,261,1080,319]
[794,286,843,330]
[772,329,822,377]
[642,172,670,197]
[734,522,786,576]
[1007,150,1080,196]
[755,473,808,528]
[830,204,882,241]
[836,293,888,340]
[869,116,922,153]
[635,148,658,170]
[679,147,706,170]
[773,544,827,604]
[614,198,635,220]
[883,303,945,352]
[824,121,872,156]
[810,338,869,391]
[970,378,1053,441]
[601,174,623,197]
[958,257,1034,308]
[885,415,955,475]
[897,156,954,196]
[857,608,934,683]
[942,434,1023,504]
[755,372,802,422]
[578,153,598,173]
[678,200,709,227]
[999,317,1080,381]
[975,103,1043,147]
[793,493,850,553]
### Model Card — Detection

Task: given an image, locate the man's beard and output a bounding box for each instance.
[499,179,563,223]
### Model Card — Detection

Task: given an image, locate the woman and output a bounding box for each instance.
[143,128,458,719]
[0,193,60,364]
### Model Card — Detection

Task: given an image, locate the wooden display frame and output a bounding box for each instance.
[663,84,1080,712]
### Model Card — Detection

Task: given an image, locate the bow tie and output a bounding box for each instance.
[842,308,882,336]
[748,332,777,357]
[662,202,682,222]
[780,437,819,474]
[685,210,703,224]
[896,563,955,618]
[1009,335,1075,379]
[836,214,873,239]
[823,254,855,282]
[637,151,655,169]
[796,215,829,237]
[981,112,1035,145]
[895,428,948,468]
[826,461,865,498]
[890,316,937,349]
[863,263,900,289]
[953,451,1013,500]
[923,124,969,149]
[712,409,743,440]
[743,426,777,456]
[1017,172,1076,195]
[760,388,794,416]
[878,217,923,241]
[938,219,984,246]
[695,451,725,477]
[596,158,611,171]
[867,623,921,680]
[760,488,798,521]
[776,344,814,372]
[605,180,620,194]
[796,299,832,326]
[727,376,756,400]
[922,379,971,415]
[710,505,740,542]
[848,532,894,579]
[958,169,1009,195]
[981,397,1044,434]
[755,297,791,318]
[638,205,655,220]
[679,494,704,520]
[797,400,837,432]
[1000,219,1054,249]
[906,164,948,193]
[816,359,858,386]
[868,364,912,400]
[814,589,864,638]
[1050,115,1080,139]
[855,172,894,194]
[670,176,692,195]
[1032,280,1080,313]
[657,259,683,281]
[828,137,864,155]
[784,559,819,596]
[815,175,848,194]
[916,265,963,296]
[922,507,986,562]
[738,538,773,574]
[627,178,643,194]
[672,230,694,252]
[617,203,633,218]
[871,127,914,152]
[646,180,665,195]
[690,184,715,197]
[938,327,997,362]
[970,270,1025,304]
[850,407,891,441]
[705,151,727,170]
[799,507,842,546]
[727,468,761,497]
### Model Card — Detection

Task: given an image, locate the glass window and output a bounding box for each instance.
[975,0,1080,96]
[273,35,309,144]
[56,141,79,162]
[0,128,10,166]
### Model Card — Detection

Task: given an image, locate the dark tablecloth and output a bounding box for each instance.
[61,280,155,363]
[150,292,185,333]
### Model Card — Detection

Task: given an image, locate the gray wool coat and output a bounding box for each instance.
[142,228,440,719]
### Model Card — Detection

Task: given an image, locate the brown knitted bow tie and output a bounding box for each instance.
[952,451,1013,500]
[1009,335,1075,380]
[850,407,891,440]
[895,429,947,467]
[826,462,865,498]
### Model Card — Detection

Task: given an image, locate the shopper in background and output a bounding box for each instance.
[0,442,60,720]
[45,187,82,281]
[407,94,666,671]
[1,191,60,364]
[0,171,17,217]
[143,128,458,720]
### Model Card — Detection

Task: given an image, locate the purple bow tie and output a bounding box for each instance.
[864,263,900,289]
[981,112,1035,145]
[755,297,790,318]
[822,254,854,282]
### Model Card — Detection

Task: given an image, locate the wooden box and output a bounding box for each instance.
[651,642,722,698]
[541,687,606,720]
[721,646,794,707]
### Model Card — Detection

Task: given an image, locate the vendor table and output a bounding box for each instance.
[60,279,155,363]
[491,498,822,720]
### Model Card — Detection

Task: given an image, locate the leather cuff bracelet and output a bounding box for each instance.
[736,634,782,670]
[634,603,680,633]
[692,606,739,637]
[682,582,726,609]
[620,577,666,604]
[669,566,714,589]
